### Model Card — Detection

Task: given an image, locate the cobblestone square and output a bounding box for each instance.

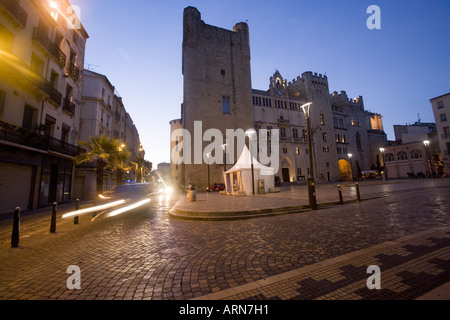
[0,179,449,301]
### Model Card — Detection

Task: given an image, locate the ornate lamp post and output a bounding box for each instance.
[301,102,317,210]
[380,148,388,181]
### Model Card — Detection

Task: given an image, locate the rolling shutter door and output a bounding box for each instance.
[0,162,33,214]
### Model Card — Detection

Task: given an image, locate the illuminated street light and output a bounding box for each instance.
[348,153,353,181]
[222,142,228,172]
[246,130,256,195]
[423,140,434,175]
[379,147,388,181]
[206,152,211,192]
[300,102,317,210]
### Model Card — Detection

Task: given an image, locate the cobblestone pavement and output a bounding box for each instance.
[0,179,449,300]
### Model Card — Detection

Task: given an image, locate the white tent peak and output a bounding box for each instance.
[224,145,275,175]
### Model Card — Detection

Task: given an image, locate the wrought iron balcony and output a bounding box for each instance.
[62,98,76,116]
[37,78,63,106]
[0,119,84,157]
[0,0,27,27]
[32,27,66,68]
[47,136,84,157]
[68,61,80,81]
[0,120,47,150]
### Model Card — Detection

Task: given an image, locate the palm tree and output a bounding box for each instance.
[116,151,132,186]
[75,135,130,195]
[129,156,145,183]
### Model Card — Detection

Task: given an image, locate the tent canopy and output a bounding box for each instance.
[223,145,275,195]
[224,145,276,175]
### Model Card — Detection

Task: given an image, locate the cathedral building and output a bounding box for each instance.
[170,7,387,190]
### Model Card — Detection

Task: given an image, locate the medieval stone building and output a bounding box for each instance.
[170,7,387,190]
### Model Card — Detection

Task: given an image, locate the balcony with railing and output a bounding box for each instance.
[47,137,84,157]
[68,61,80,81]
[32,27,66,68]
[62,98,76,116]
[442,132,450,140]
[0,0,28,27]
[37,78,63,106]
[0,119,84,157]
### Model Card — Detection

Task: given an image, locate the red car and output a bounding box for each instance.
[209,183,226,192]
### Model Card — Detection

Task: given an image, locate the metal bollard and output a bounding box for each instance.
[356,183,361,202]
[50,202,57,233]
[74,199,80,225]
[11,207,20,248]
[338,185,344,205]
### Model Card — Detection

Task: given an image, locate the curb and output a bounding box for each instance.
[168,196,383,221]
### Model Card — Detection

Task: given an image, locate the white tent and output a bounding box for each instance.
[223,145,275,195]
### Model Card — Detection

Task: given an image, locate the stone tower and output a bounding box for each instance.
[180,7,254,190]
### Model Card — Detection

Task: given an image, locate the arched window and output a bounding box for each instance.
[356,132,362,150]
[397,151,408,161]
[410,149,423,160]
[385,153,395,162]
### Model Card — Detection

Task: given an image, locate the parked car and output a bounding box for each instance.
[209,183,226,192]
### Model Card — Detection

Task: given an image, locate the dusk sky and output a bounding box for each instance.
[70,0,450,167]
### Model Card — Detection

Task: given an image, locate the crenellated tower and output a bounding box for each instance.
[181,7,254,189]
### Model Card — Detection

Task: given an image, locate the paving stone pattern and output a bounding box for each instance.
[0,180,449,300]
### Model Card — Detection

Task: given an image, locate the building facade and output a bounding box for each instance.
[382,141,436,179]
[330,90,386,181]
[431,92,450,175]
[386,121,442,177]
[74,69,144,199]
[170,7,387,190]
[0,0,88,214]
[252,71,340,184]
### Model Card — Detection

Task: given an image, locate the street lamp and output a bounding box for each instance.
[206,152,211,192]
[379,148,388,181]
[300,102,317,210]
[246,130,256,195]
[348,153,353,181]
[222,142,228,172]
[423,140,434,176]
